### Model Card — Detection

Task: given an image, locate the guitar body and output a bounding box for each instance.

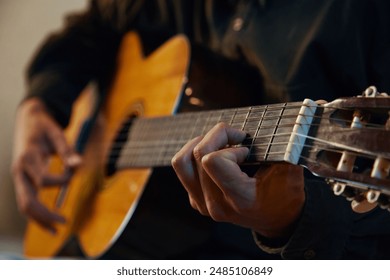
[24,32,190,258]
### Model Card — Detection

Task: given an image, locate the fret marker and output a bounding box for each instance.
[284,99,317,164]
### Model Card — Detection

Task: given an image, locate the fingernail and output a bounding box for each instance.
[67,154,82,166]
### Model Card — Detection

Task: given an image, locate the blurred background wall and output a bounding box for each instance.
[0,0,87,255]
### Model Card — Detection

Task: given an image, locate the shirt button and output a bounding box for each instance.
[232,17,244,31]
[303,249,316,259]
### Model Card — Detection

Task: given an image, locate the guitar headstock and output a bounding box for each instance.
[300,86,390,210]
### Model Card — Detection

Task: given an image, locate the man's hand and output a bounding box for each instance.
[171,122,305,239]
[11,98,81,233]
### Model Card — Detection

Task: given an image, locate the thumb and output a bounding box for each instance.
[45,119,82,169]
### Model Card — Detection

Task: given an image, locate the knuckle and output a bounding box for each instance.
[50,129,64,143]
[193,145,208,162]
[31,174,43,188]
[200,152,216,168]
[198,207,210,217]
[189,197,210,216]
[18,199,33,216]
[189,197,200,211]
[207,204,226,222]
[171,154,183,169]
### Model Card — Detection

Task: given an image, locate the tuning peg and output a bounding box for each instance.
[363,86,378,97]
[359,190,389,210]
[366,190,381,203]
[361,85,389,97]
[332,181,345,196]
[330,181,356,201]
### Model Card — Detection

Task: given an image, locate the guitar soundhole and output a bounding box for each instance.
[106,116,134,176]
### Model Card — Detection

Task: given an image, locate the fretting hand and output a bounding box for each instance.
[172,122,305,238]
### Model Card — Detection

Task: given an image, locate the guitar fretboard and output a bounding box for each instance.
[115,101,305,169]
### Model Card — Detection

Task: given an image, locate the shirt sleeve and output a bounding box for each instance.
[280,172,354,259]
[253,172,390,260]
[250,170,354,259]
[25,0,125,127]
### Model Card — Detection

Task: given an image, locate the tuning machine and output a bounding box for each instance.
[328,154,390,212]
[328,179,390,212]
[360,85,389,98]
[328,180,385,212]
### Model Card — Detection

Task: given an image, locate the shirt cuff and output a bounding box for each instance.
[251,230,289,254]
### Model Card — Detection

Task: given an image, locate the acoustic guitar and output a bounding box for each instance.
[23,32,390,259]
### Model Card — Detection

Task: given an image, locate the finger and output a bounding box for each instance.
[192,123,247,201]
[172,136,205,204]
[14,171,66,233]
[26,198,66,234]
[187,194,214,217]
[42,168,73,186]
[195,123,247,156]
[202,146,253,195]
[19,147,47,190]
[45,120,82,169]
[19,145,76,188]
[173,135,224,217]
[198,147,248,220]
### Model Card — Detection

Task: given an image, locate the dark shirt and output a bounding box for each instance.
[26,0,390,259]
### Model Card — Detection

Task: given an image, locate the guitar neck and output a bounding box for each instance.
[115,100,316,169]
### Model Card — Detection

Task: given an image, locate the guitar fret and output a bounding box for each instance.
[156,118,170,165]
[200,111,212,136]
[231,108,249,129]
[116,102,305,169]
[264,103,286,161]
[240,107,250,131]
[247,105,268,161]
[228,108,238,126]
[216,110,224,126]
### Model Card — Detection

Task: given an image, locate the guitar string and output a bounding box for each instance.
[106,128,388,168]
[110,143,382,169]
[87,102,385,158]
[103,111,384,155]
[113,144,388,172]
[74,102,388,166]
[110,140,379,163]
[106,123,388,164]
[103,102,386,150]
[114,133,382,160]
[105,116,386,155]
